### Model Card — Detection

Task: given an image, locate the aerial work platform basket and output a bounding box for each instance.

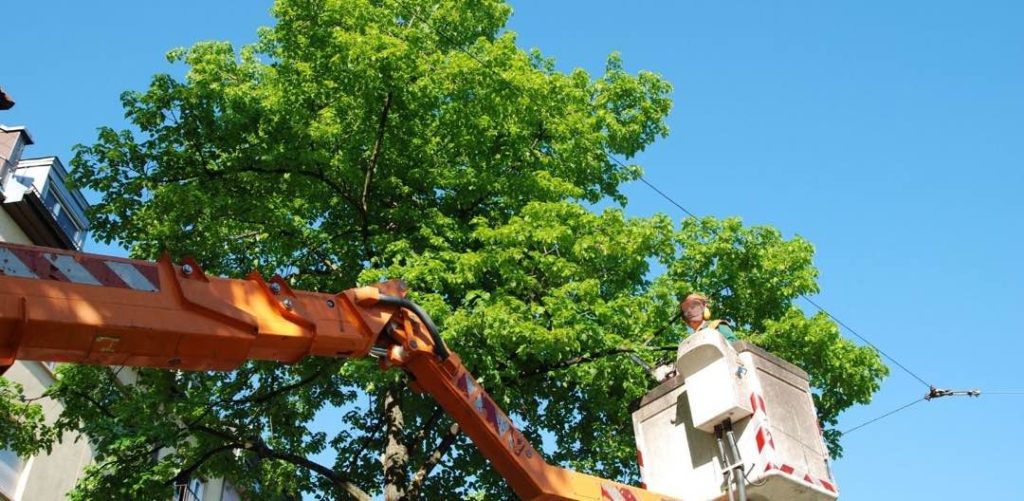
[632,329,839,501]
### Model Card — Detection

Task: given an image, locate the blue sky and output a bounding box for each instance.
[4,1,1023,499]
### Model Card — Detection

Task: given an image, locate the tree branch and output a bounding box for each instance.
[66,390,117,419]
[252,443,370,501]
[193,424,371,501]
[225,367,326,407]
[154,165,361,213]
[362,91,394,215]
[406,422,460,499]
[65,372,369,500]
[171,442,242,485]
[520,346,676,379]
[407,406,445,458]
[358,91,394,262]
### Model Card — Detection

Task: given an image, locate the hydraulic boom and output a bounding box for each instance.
[0,241,676,501]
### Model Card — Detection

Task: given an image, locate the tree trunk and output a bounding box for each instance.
[382,385,409,501]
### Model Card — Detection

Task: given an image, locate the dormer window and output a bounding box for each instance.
[1,155,90,250]
[42,184,85,247]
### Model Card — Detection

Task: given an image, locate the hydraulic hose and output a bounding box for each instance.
[377,295,450,361]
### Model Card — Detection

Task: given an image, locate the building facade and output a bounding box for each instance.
[0,124,94,500]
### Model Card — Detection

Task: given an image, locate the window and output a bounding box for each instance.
[42,185,60,214]
[42,185,84,247]
[221,483,242,501]
[0,449,24,499]
[174,477,206,501]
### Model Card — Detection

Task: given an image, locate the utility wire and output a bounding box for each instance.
[616,159,700,219]
[800,295,932,388]
[842,397,925,435]
[402,1,937,394]
[844,385,989,434]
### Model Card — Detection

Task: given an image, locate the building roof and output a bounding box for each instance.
[0,124,33,145]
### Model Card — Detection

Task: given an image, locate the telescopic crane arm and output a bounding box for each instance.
[0,241,676,501]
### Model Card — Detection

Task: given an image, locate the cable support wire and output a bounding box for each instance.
[843,383,987,434]
[841,397,925,435]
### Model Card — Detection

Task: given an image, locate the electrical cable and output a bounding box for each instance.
[841,397,925,435]
[634,172,700,219]
[799,295,932,388]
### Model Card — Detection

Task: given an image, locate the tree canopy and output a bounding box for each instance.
[1,0,886,498]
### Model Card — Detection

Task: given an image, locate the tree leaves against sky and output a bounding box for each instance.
[0,0,887,498]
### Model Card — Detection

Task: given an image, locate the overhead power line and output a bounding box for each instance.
[799,295,932,388]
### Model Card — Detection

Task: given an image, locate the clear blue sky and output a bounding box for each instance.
[4,1,1023,499]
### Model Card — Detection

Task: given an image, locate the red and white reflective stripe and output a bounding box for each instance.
[44,253,103,285]
[749,392,768,414]
[601,483,640,501]
[763,462,838,494]
[0,247,160,292]
[748,391,839,496]
[0,247,36,278]
[755,425,776,453]
[749,391,776,453]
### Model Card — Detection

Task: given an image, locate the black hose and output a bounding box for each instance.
[377,295,450,361]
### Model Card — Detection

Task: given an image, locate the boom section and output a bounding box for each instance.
[0,241,397,371]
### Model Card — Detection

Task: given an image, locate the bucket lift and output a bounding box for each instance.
[632,329,839,501]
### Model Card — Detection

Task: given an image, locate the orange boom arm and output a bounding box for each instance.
[0,242,678,501]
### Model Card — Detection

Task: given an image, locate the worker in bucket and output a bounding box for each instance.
[680,293,737,342]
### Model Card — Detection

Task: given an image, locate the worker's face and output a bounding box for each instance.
[682,300,705,328]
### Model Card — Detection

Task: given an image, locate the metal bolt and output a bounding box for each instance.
[181,264,193,276]
[326,299,336,308]
[269,283,282,295]
[282,298,294,310]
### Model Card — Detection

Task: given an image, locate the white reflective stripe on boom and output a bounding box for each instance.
[600,484,628,501]
[43,253,102,285]
[104,261,158,292]
[0,248,37,278]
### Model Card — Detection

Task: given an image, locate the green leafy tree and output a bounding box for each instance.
[3,0,888,498]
